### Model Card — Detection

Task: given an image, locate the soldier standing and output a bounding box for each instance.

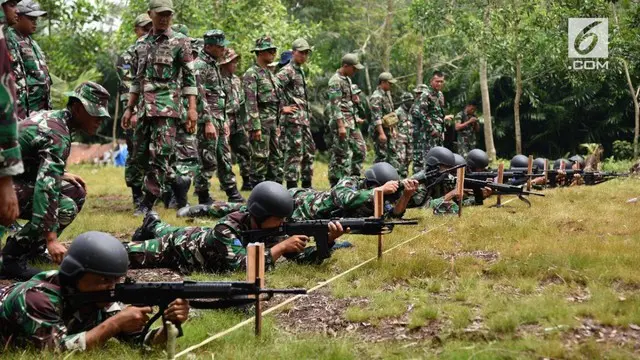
[243,35,287,186]
[0,82,110,280]
[454,100,480,157]
[410,84,427,173]
[121,0,198,215]
[411,71,453,168]
[395,92,414,177]
[349,84,367,177]
[369,72,400,169]
[276,38,315,189]
[220,48,252,191]
[326,53,363,187]
[6,0,51,120]
[116,13,151,207]
[193,30,244,204]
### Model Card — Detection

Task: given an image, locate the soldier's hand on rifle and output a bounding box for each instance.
[282,235,308,253]
[0,177,19,226]
[204,122,217,140]
[338,125,347,140]
[186,108,198,134]
[251,129,262,141]
[400,179,419,197]
[377,180,399,195]
[328,221,347,244]
[481,187,493,199]
[163,298,190,324]
[45,232,66,264]
[282,105,297,115]
[114,306,153,334]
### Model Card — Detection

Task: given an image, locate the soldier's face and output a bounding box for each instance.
[16,15,37,35]
[259,49,277,63]
[76,273,122,308]
[150,10,173,31]
[466,105,477,115]
[292,50,309,65]
[71,102,104,135]
[380,81,391,92]
[206,44,225,59]
[134,24,151,38]
[342,65,356,77]
[2,1,19,26]
[431,76,445,91]
[222,58,239,74]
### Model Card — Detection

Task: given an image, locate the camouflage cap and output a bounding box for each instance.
[252,35,277,53]
[378,72,397,84]
[16,0,47,17]
[400,92,414,103]
[204,29,229,47]
[350,84,362,95]
[65,82,111,119]
[291,38,312,52]
[134,13,151,27]
[171,24,189,36]
[342,53,364,70]
[149,0,174,13]
[219,48,240,65]
[413,84,428,93]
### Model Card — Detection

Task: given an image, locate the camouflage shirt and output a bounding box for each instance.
[395,104,412,143]
[411,85,446,139]
[326,70,356,129]
[0,10,23,177]
[16,110,72,233]
[369,87,394,128]
[130,28,197,119]
[242,63,281,131]
[0,271,152,351]
[454,110,477,148]
[115,43,137,107]
[276,62,309,126]
[194,50,225,125]
[222,73,244,130]
[6,27,52,119]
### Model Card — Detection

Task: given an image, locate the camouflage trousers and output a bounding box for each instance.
[228,122,251,180]
[412,122,425,173]
[250,124,283,184]
[194,123,238,193]
[283,123,315,183]
[396,140,412,178]
[350,127,366,177]
[173,123,199,178]
[132,116,177,198]
[328,125,353,186]
[373,128,400,170]
[455,140,476,158]
[12,179,86,250]
[124,120,145,189]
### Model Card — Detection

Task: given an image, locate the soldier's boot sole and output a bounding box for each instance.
[0,238,42,281]
[177,204,209,218]
[132,211,161,242]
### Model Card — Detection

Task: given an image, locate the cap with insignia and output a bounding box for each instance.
[252,35,277,53]
[291,38,312,52]
[149,0,174,13]
[16,0,47,17]
[341,53,364,70]
[378,72,397,84]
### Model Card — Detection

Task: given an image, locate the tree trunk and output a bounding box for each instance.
[514,56,523,154]
[621,59,640,159]
[479,56,496,160]
[382,0,394,72]
[416,35,424,85]
[364,64,372,94]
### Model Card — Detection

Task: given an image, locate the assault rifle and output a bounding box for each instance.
[446,177,545,207]
[66,278,306,341]
[242,218,418,260]
[544,169,631,187]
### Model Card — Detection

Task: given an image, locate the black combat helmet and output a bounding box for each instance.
[533,157,546,171]
[59,231,129,285]
[247,181,294,222]
[466,149,489,170]
[510,154,529,169]
[569,155,585,168]
[364,162,400,186]
[453,153,466,167]
[425,146,455,167]
[553,158,571,170]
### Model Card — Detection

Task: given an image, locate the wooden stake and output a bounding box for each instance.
[496,163,504,207]
[374,188,384,259]
[544,159,549,184]
[456,167,465,217]
[246,243,265,336]
[526,155,533,191]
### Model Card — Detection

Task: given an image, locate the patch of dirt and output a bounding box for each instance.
[566,287,591,303]
[126,268,183,282]
[277,291,443,342]
[563,319,640,352]
[89,194,133,213]
[556,219,586,233]
[440,250,500,264]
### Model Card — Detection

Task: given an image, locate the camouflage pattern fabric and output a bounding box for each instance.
[173,123,198,177]
[395,104,413,178]
[132,117,177,197]
[224,73,251,179]
[410,100,424,173]
[454,111,477,157]
[369,87,399,169]
[276,62,315,183]
[127,210,324,274]
[242,63,283,184]
[326,71,356,184]
[6,27,52,119]
[124,119,146,189]
[117,43,143,188]
[349,127,366,176]
[183,201,245,218]
[411,85,446,163]
[427,197,459,215]
[0,271,155,351]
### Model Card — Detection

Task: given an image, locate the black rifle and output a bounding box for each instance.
[446,177,545,207]
[242,218,419,260]
[66,278,306,341]
[544,169,630,187]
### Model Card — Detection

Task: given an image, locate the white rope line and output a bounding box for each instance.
[175,222,448,358]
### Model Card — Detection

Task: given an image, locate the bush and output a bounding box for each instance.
[612,140,634,160]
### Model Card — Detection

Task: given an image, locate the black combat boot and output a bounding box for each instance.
[177,204,209,218]
[161,189,173,209]
[0,237,41,281]
[173,176,191,209]
[301,180,312,189]
[240,177,253,191]
[132,211,161,242]
[131,186,143,207]
[286,181,298,189]
[197,190,214,205]
[226,185,245,203]
[134,192,156,216]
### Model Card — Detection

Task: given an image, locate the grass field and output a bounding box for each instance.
[3,160,640,359]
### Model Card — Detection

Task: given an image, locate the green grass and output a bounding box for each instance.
[3,161,640,359]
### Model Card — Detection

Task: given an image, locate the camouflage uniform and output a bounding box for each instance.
[127,209,324,274]
[0,271,157,351]
[129,27,197,199]
[395,95,413,178]
[369,86,399,169]
[326,70,356,185]
[454,111,477,157]
[350,85,367,177]
[276,59,315,186]
[409,85,427,173]
[411,85,446,166]
[224,71,251,181]
[6,26,51,120]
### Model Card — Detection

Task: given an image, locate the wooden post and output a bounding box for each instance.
[544,159,549,185]
[496,163,504,207]
[526,155,533,191]
[456,167,465,217]
[246,243,265,336]
[374,188,384,259]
